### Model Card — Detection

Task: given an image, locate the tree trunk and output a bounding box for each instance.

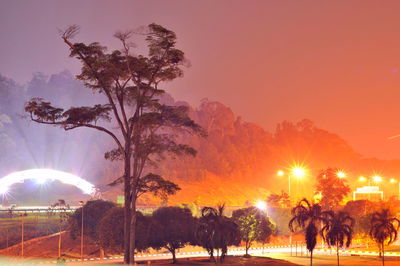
[172,249,177,264]
[245,241,250,255]
[123,150,132,264]
[382,242,385,266]
[310,250,313,266]
[129,194,137,264]
[336,243,339,266]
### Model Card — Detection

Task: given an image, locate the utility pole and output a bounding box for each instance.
[21,215,24,257]
[80,201,84,260]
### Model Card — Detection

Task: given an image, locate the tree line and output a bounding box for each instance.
[68,200,275,264]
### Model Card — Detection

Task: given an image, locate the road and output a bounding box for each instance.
[1,245,400,265]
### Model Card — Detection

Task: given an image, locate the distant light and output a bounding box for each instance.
[390,178,397,184]
[336,171,346,179]
[0,169,96,195]
[292,167,306,178]
[373,175,382,183]
[35,177,48,185]
[255,200,267,211]
[0,186,9,195]
[359,176,367,182]
[277,170,284,177]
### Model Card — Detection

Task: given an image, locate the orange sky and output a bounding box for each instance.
[2,1,400,159]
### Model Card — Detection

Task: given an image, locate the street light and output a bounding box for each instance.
[255,200,267,211]
[276,166,307,204]
[336,171,346,179]
[292,167,306,179]
[79,201,84,261]
[373,175,383,183]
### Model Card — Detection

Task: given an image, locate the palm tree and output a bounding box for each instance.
[369,209,400,266]
[321,211,354,266]
[289,198,329,266]
[196,205,240,262]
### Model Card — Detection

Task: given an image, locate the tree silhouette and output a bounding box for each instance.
[369,209,400,266]
[321,211,354,266]
[151,207,195,264]
[289,198,329,266]
[195,205,240,262]
[25,24,203,264]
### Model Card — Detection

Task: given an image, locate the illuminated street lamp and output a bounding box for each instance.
[358,176,367,182]
[292,167,306,179]
[373,175,383,183]
[336,171,346,179]
[276,166,307,206]
[255,200,267,211]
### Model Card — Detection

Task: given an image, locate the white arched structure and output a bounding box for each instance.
[0,169,96,195]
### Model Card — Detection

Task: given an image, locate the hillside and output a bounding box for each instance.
[2,71,400,206]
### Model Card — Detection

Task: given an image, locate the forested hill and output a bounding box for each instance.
[1,71,400,205]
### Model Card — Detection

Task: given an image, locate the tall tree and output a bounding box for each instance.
[369,209,400,266]
[315,168,350,209]
[25,24,203,264]
[321,211,354,266]
[289,198,329,266]
[232,206,274,256]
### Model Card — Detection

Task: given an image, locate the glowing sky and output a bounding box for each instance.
[2,1,400,159]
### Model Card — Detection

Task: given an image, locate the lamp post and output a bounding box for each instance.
[277,167,306,205]
[79,201,84,261]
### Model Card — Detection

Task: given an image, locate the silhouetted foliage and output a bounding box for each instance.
[369,209,400,266]
[232,206,274,255]
[321,211,354,266]
[98,208,151,254]
[195,205,240,263]
[69,200,115,246]
[289,198,329,266]
[150,207,195,263]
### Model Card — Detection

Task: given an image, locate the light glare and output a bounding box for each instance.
[292,167,306,178]
[336,171,346,178]
[255,200,267,211]
[373,175,382,183]
[277,170,284,177]
[0,169,96,195]
[0,186,9,195]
